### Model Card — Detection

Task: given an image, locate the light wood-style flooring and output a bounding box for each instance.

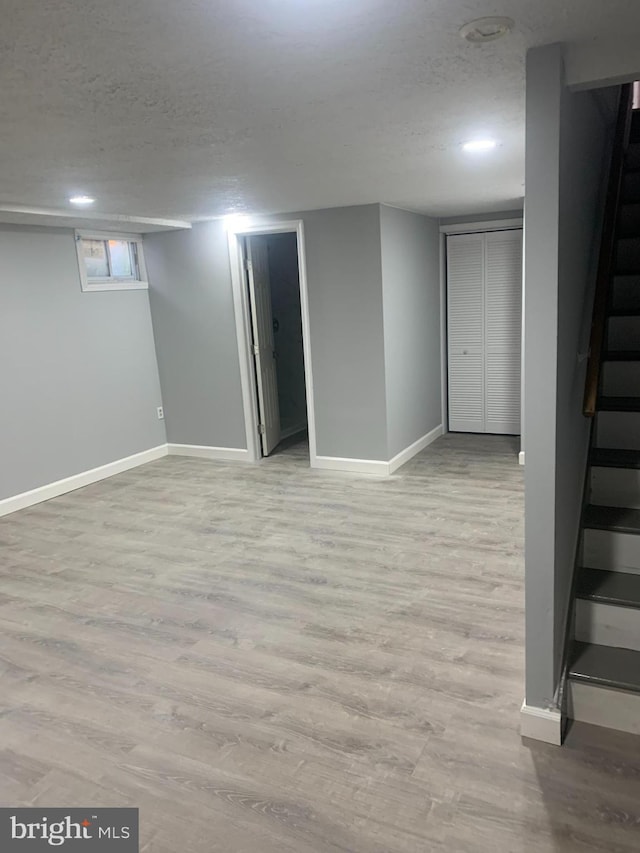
[1,433,639,851]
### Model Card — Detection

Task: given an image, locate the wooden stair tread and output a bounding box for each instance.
[569,642,640,693]
[603,350,640,361]
[597,396,640,412]
[612,272,640,281]
[577,568,640,609]
[584,504,640,534]
[591,448,640,468]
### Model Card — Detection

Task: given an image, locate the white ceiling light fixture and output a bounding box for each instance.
[69,195,95,205]
[459,17,514,43]
[462,139,498,153]
[223,213,252,231]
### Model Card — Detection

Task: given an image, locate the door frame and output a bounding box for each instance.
[227,219,317,465]
[439,216,524,439]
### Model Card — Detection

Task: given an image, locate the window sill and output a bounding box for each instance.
[81,281,149,292]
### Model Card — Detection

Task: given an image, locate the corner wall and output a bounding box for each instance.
[0,225,166,501]
[273,205,388,461]
[554,74,616,676]
[144,223,247,449]
[146,203,443,468]
[524,43,615,713]
[380,205,442,458]
[147,206,390,462]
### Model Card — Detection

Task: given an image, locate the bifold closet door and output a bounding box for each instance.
[447,233,485,432]
[447,229,522,435]
[484,230,522,434]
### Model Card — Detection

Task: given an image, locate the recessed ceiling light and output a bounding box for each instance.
[459,17,514,43]
[223,213,252,231]
[462,139,497,153]
[69,195,95,205]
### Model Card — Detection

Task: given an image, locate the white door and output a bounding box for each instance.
[484,230,522,434]
[447,229,522,434]
[447,233,485,432]
[247,236,281,455]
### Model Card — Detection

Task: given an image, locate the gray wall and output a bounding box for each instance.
[265,233,307,436]
[263,205,388,460]
[380,205,442,458]
[149,206,388,460]
[146,203,442,464]
[439,209,524,227]
[524,44,614,709]
[0,225,166,501]
[555,81,615,666]
[524,44,565,710]
[144,223,247,449]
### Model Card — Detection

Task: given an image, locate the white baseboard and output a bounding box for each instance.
[167,443,250,462]
[520,701,563,745]
[312,455,390,476]
[0,445,168,519]
[519,451,525,466]
[0,428,442,517]
[313,424,444,477]
[388,424,443,474]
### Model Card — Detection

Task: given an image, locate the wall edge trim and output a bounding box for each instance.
[167,443,250,461]
[312,455,390,476]
[0,444,169,518]
[388,424,444,474]
[520,701,563,745]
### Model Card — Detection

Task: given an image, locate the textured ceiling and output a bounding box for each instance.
[1,0,640,220]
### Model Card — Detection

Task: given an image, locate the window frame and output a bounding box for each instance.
[75,230,149,292]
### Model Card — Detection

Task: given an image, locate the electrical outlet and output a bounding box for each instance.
[157,406,164,420]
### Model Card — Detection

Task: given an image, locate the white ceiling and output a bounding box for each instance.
[2,0,640,222]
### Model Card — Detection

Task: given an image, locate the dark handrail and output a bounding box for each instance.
[583,83,634,417]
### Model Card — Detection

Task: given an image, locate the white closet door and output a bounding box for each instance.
[484,230,522,435]
[447,233,485,433]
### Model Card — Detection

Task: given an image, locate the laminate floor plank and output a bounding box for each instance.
[1,433,639,851]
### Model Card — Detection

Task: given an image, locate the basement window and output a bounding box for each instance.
[75,230,148,292]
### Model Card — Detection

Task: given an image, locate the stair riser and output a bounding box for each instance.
[620,199,640,234]
[583,528,640,573]
[607,316,640,350]
[568,680,640,735]
[617,238,640,273]
[601,361,640,396]
[611,275,640,312]
[626,146,640,171]
[575,599,640,652]
[590,467,640,508]
[623,172,640,204]
[596,411,640,449]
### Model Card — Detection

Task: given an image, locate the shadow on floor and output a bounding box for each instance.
[526,721,640,851]
[262,429,309,463]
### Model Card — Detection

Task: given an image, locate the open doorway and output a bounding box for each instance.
[244,233,307,456]
[227,219,317,465]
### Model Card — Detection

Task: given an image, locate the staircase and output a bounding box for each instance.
[567,99,640,735]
